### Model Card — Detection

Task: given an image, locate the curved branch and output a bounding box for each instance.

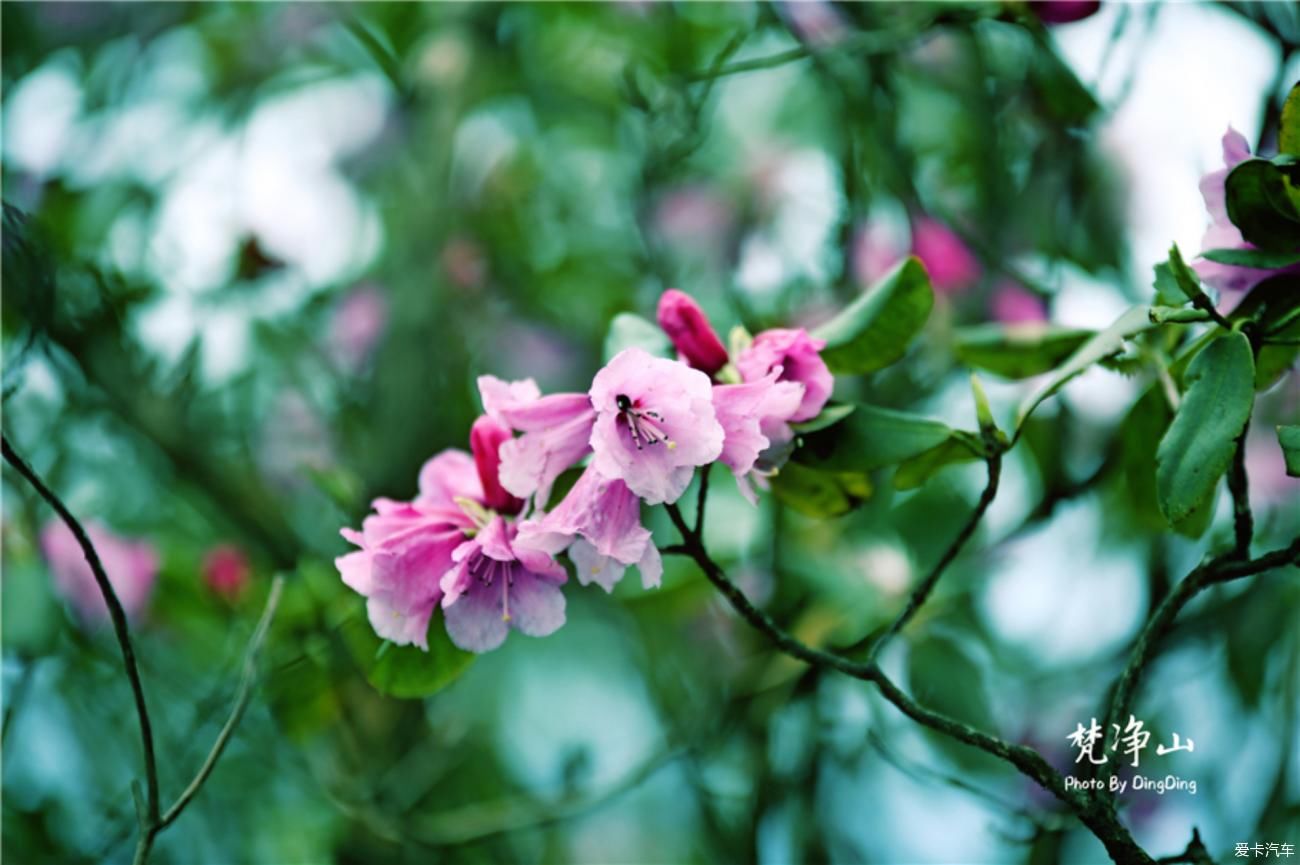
[663,500,1156,864]
[869,452,1002,661]
[2,435,161,825]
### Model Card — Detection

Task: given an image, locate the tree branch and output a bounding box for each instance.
[1227,432,1253,558]
[2,435,161,827]
[662,500,1157,865]
[869,451,1002,662]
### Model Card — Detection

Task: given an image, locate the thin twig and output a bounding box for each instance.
[694,464,711,536]
[1227,432,1254,557]
[2,435,161,826]
[868,451,1002,662]
[662,501,1157,864]
[157,575,285,830]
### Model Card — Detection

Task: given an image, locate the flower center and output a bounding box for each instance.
[470,553,514,621]
[614,393,673,451]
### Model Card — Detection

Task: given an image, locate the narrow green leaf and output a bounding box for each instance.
[953,324,1094,379]
[1167,244,1211,305]
[1278,425,1300,477]
[603,312,672,363]
[1155,332,1255,524]
[814,257,934,375]
[789,402,856,434]
[893,434,985,490]
[1281,81,1300,157]
[795,404,959,473]
[769,463,872,517]
[1015,306,1154,433]
[1201,247,1300,269]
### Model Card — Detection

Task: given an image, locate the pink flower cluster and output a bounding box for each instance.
[336,289,833,653]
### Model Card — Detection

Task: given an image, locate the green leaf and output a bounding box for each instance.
[1166,244,1211,305]
[1201,247,1300,269]
[953,324,1094,379]
[1152,262,1188,307]
[769,462,872,517]
[603,312,671,363]
[813,257,934,375]
[1281,81,1300,157]
[908,636,998,772]
[1278,425,1300,477]
[794,404,964,473]
[789,402,855,434]
[1224,157,1300,252]
[1015,305,1154,433]
[1155,332,1255,524]
[342,613,474,699]
[893,435,985,490]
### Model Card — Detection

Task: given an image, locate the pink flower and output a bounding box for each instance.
[713,371,805,503]
[516,466,662,592]
[990,282,1048,325]
[852,220,907,288]
[40,520,158,625]
[479,375,596,507]
[1192,128,1288,294]
[589,348,725,505]
[335,450,482,649]
[203,544,250,600]
[736,328,832,422]
[440,516,568,653]
[470,416,524,515]
[1029,1,1101,24]
[656,289,730,376]
[911,217,980,295]
[329,285,388,371]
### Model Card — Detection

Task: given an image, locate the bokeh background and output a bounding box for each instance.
[3,3,1299,863]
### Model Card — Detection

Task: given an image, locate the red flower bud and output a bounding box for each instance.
[470,415,525,515]
[656,289,730,375]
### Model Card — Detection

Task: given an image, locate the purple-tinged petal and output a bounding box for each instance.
[367,595,434,650]
[736,328,831,422]
[417,450,483,508]
[478,375,595,505]
[443,582,510,653]
[503,567,567,638]
[713,372,805,485]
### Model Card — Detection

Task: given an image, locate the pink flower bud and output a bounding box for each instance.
[656,289,730,375]
[203,544,251,600]
[470,415,525,515]
[991,282,1048,325]
[911,218,981,296]
[1029,1,1101,25]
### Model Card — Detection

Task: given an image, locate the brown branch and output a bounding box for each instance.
[2,435,161,828]
[662,500,1156,865]
[869,451,1002,662]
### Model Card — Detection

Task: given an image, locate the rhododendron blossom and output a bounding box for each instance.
[911,217,980,295]
[41,520,158,625]
[203,544,251,600]
[516,465,662,592]
[589,347,724,505]
[712,371,805,503]
[479,375,595,507]
[440,515,567,653]
[735,328,832,423]
[1192,127,1297,294]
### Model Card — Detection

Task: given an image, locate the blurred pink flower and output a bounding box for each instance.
[440,515,567,653]
[329,285,388,371]
[851,220,907,287]
[203,544,250,600]
[589,348,724,505]
[1029,1,1101,24]
[911,217,981,295]
[657,288,730,375]
[516,465,662,592]
[653,186,735,254]
[990,282,1048,325]
[1192,127,1292,295]
[736,328,832,422]
[441,235,487,291]
[40,520,158,625]
[778,0,850,47]
[1245,432,1300,510]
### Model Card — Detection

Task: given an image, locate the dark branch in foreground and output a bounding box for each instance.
[2,435,162,829]
[2,434,288,865]
[663,499,1157,865]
